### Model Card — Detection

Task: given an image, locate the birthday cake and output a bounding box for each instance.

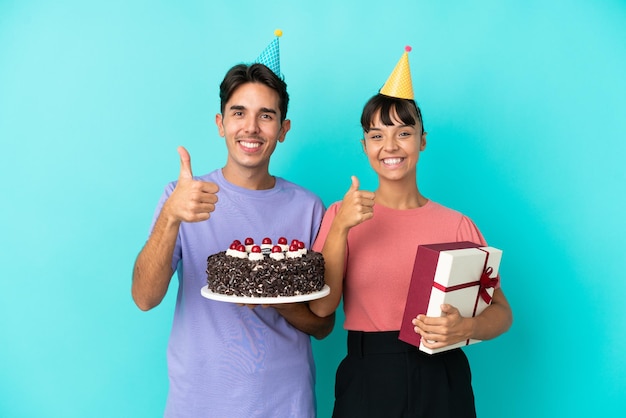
[206,237,325,298]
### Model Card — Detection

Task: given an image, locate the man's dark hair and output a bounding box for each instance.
[219,63,289,123]
[361,94,425,135]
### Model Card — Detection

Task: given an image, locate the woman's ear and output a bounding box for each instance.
[420,132,427,151]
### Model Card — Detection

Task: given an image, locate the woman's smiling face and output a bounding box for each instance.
[362,107,426,182]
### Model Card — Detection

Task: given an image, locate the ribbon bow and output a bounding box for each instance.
[478,266,499,303]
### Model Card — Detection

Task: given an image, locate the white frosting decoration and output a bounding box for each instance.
[269,252,285,261]
[229,250,247,259]
[225,238,311,261]
[248,252,264,261]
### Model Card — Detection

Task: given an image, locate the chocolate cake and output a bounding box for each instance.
[206,237,325,298]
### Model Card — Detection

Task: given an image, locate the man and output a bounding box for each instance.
[132,56,334,416]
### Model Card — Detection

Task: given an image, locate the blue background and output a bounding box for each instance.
[1,0,625,417]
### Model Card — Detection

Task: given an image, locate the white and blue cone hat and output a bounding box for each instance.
[255,29,283,78]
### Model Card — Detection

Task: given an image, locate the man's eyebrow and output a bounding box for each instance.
[228,105,277,115]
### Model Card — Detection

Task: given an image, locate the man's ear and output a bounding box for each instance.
[278,119,291,143]
[215,113,225,137]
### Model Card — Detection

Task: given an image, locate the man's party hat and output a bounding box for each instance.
[379,46,414,100]
[256,29,283,77]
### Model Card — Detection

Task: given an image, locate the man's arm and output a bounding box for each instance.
[131,211,180,311]
[273,303,336,340]
[131,146,219,311]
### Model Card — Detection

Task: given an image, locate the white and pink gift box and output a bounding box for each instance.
[399,241,502,354]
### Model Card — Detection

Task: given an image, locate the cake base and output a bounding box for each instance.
[201,285,330,304]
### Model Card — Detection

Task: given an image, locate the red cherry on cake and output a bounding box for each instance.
[229,242,239,250]
[271,245,282,253]
[262,237,272,245]
[278,237,288,245]
[297,240,305,250]
[245,237,254,245]
[289,243,299,252]
[251,245,262,253]
[236,244,246,252]
[232,239,241,246]
[291,239,299,247]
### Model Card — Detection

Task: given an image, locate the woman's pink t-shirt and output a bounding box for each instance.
[313,200,488,331]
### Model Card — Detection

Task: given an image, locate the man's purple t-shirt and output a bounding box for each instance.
[148,169,325,418]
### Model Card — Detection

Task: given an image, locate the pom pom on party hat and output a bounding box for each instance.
[256,29,283,77]
[379,46,414,100]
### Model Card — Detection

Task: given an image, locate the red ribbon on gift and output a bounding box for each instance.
[478,266,499,304]
[468,251,499,345]
[473,249,499,313]
[432,280,480,293]
[431,267,498,303]
[430,249,500,315]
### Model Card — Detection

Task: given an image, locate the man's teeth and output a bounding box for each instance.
[240,141,261,148]
[383,158,402,165]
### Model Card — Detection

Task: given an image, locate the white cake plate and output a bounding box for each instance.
[201,285,330,305]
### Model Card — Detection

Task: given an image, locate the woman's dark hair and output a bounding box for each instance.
[219,63,289,123]
[360,94,424,134]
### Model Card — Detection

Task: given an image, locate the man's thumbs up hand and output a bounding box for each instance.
[177,146,194,181]
[163,146,219,223]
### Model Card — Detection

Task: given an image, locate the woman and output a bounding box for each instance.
[310,49,512,418]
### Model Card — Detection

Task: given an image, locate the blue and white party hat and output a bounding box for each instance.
[255,29,283,77]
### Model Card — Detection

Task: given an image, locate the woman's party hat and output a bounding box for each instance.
[256,29,283,77]
[379,46,414,100]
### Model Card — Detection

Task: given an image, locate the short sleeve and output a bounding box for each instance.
[456,215,487,246]
[312,202,341,252]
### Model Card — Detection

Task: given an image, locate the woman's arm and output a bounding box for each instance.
[412,288,513,349]
[309,176,375,317]
[273,304,336,340]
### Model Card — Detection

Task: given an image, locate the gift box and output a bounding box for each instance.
[398,241,502,354]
